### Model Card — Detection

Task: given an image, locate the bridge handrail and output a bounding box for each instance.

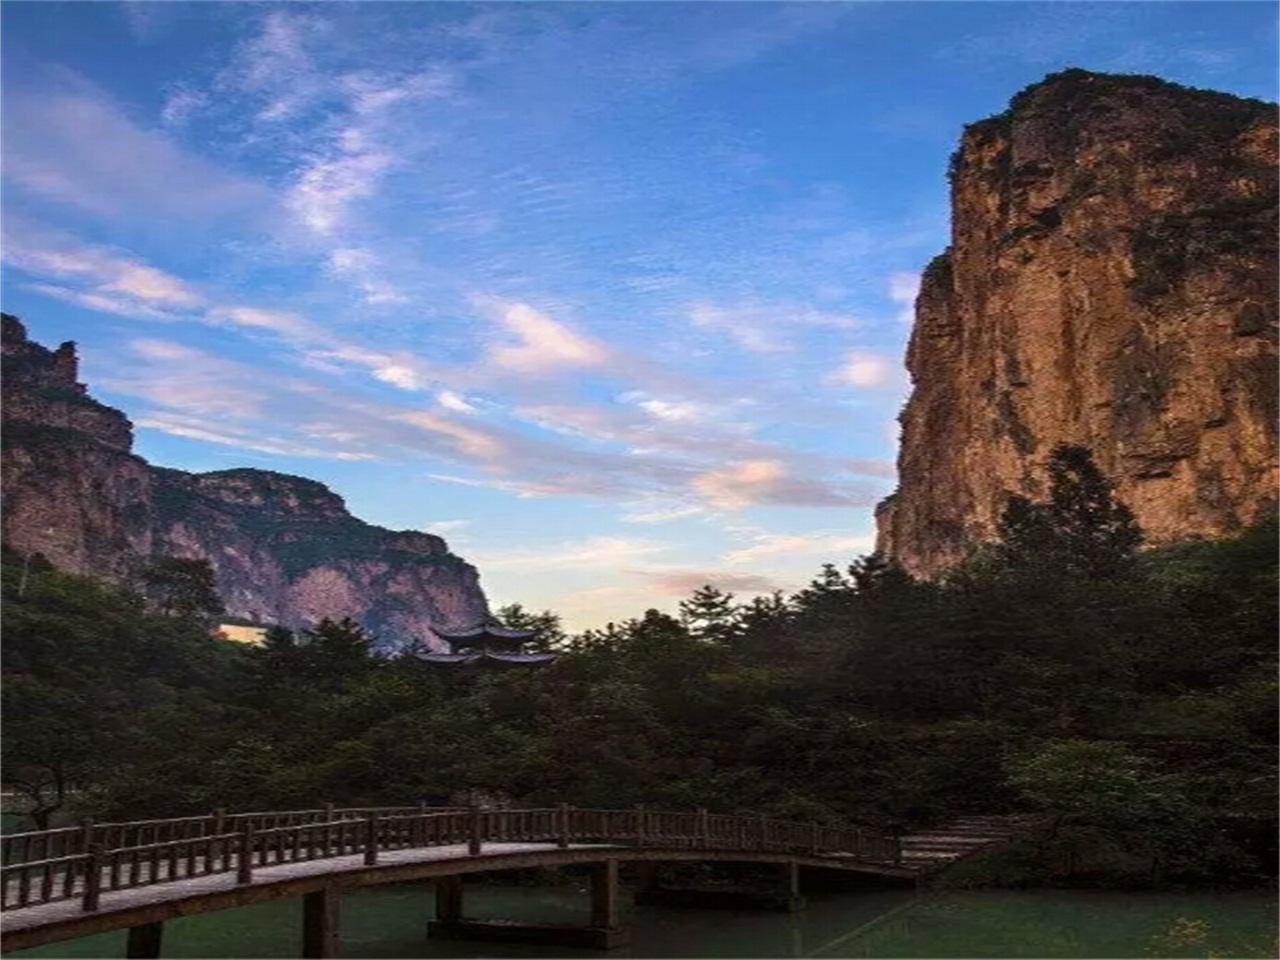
[1,806,900,914]
[0,806,470,866]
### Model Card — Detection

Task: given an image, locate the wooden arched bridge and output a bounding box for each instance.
[0,804,1024,956]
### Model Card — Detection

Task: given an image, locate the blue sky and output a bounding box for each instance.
[3,2,1275,631]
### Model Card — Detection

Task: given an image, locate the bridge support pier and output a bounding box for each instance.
[434,876,463,923]
[125,921,163,959]
[590,859,620,928]
[428,863,629,949]
[779,861,807,913]
[302,888,341,959]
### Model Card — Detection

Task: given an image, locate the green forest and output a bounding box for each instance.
[3,447,1275,889]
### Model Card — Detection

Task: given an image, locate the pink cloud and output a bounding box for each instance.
[638,570,789,596]
[830,350,895,389]
[484,300,610,375]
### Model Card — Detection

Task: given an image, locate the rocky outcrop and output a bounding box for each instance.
[1,315,489,647]
[2,315,155,581]
[877,70,1278,577]
[149,468,487,645]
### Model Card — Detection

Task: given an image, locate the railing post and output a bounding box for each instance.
[557,804,571,849]
[364,812,378,866]
[236,823,254,885]
[468,806,482,856]
[758,814,768,851]
[323,802,335,823]
[412,802,427,847]
[81,843,103,912]
[809,821,820,856]
[79,818,95,856]
[208,808,226,869]
[698,808,710,847]
[634,805,645,847]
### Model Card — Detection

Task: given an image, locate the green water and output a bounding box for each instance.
[6,884,1274,959]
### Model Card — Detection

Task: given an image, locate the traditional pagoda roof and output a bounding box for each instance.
[419,650,557,667]
[433,623,538,652]
[423,622,555,668]
[434,624,537,642]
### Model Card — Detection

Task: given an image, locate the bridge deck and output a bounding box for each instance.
[0,842,558,934]
[0,841,907,945]
[3,808,1034,952]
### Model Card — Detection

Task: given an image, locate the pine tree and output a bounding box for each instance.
[494,603,567,650]
[679,584,740,643]
[141,557,225,622]
[997,445,1143,580]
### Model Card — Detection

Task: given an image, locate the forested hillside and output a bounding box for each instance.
[3,448,1274,887]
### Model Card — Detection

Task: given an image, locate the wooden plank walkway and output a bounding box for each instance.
[0,841,592,935]
[0,806,1035,952]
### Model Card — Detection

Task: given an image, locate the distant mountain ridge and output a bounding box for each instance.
[876,70,1278,576]
[1,313,489,649]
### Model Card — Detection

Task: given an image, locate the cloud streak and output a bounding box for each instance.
[2,69,271,225]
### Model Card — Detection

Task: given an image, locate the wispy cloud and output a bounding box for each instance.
[3,230,196,303]
[3,228,203,319]
[207,306,321,340]
[327,248,408,305]
[472,536,670,571]
[829,350,896,389]
[888,271,920,324]
[221,9,332,122]
[483,300,611,375]
[722,531,876,565]
[23,284,183,322]
[214,8,457,311]
[620,503,707,525]
[689,300,859,354]
[104,339,270,419]
[398,410,506,461]
[159,87,208,126]
[637,570,791,597]
[692,459,873,510]
[287,149,395,237]
[2,69,270,224]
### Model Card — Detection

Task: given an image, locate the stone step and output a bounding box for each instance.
[905,839,1007,848]
[902,855,974,863]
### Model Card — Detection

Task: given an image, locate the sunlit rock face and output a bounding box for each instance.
[1,315,489,649]
[2,314,155,581]
[876,70,1278,577]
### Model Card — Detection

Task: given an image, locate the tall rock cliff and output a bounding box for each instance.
[877,70,1278,577]
[1,315,489,647]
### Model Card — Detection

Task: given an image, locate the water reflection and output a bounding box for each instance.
[4,882,1275,959]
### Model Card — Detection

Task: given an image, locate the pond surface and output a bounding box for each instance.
[4,881,1274,958]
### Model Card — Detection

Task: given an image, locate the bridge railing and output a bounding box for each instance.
[0,806,468,868]
[1,806,900,914]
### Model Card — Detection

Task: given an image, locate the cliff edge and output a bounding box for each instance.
[877,69,1278,577]
[1,315,489,647]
